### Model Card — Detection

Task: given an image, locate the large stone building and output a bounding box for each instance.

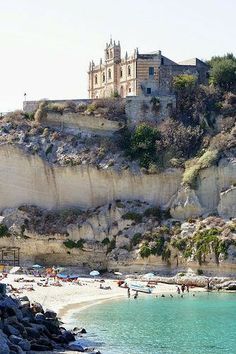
[88,39,208,99]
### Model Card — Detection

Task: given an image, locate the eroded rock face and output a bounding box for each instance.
[170,187,204,220]
[218,186,236,218]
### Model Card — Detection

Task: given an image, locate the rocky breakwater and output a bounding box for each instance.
[0,294,99,353]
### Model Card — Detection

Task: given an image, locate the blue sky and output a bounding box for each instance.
[0,0,235,112]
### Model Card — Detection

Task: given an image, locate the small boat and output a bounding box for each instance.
[129,283,153,294]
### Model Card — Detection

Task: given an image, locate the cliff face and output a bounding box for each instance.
[0,145,235,219]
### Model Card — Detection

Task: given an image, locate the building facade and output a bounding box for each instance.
[88,39,208,99]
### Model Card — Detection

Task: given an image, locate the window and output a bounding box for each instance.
[161,57,164,65]
[149,67,154,76]
[106,50,109,59]
[102,72,105,82]
[128,87,131,93]
[128,65,131,76]
[108,69,111,79]
[95,75,98,85]
[120,68,123,78]
[110,50,113,58]
[146,88,151,95]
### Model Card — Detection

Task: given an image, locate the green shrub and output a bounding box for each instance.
[131,233,142,246]
[208,54,236,91]
[150,235,165,256]
[122,212,142,223]
[197,269,204,275]
[102,237,110,246]
[107,238,116,253]
[173,74,197,91]
[63,239,84,249]
[0,224,9,237]
[144,207,162,219]
[140,244,151,258]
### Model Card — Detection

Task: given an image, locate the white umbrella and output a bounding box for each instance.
[90,270,100,277]
[114,272,123,276]
[32,264,42,268]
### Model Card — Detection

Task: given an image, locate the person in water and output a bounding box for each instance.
[177,286,181,294]
[127,287,130,298]
[134,291,138,299]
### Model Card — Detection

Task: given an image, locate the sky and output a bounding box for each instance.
[0,0,235,112]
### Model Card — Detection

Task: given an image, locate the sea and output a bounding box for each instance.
[70,293,236,354]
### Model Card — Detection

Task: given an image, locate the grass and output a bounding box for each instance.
[182,149,219,188]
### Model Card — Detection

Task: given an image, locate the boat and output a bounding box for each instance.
[129,283,153,294]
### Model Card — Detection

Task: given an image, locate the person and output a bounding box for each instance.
[181,284,185,293]
[134,291,138,299]
[177,286,181,294]
[127,287,130,298]
[186,284,189,293]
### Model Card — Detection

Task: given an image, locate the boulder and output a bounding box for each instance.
[61,330,75,343]
[68,343,85,352]
[44,310,57,319]
[0,330,10,354]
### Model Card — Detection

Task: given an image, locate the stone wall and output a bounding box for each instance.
[23,99,92,113]
[42,112,124,135]
[125,95,176,124]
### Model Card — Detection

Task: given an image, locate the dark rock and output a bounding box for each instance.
[4,325,20,337]
[0,329,10,354]
[61,330,75,343]
[35,312,46,322]
[36,337,53,349]
[18,296,29,302]
[44,310,57,319]
[68,343,85,352]
[30,343,52,351]
[18,339,31,351]
[78,328,87,334]
[9,335,22,345]
[25,326,39,339]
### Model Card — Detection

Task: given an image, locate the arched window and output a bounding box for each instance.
[108,69,111,79]
[128,65,131,76]
[120,68,123,78]
[106,50,109,59]
[95,74,98,85]
[110,50,113,58]
[102,72,105,82]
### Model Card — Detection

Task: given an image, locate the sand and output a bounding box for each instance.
[2,274,205,320]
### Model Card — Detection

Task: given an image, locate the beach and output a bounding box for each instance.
[1,273,205,320]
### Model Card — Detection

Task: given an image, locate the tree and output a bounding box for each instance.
[173,74,197,91]
[208,54,236,91]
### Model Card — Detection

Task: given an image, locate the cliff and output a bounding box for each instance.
[0,144,235,219]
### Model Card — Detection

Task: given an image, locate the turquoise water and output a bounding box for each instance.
[73,293,236,354]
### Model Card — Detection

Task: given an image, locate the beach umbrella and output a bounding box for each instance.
[32,264,42,268]
[90,270,100,277]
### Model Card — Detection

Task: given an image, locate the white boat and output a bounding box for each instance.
[129,283,153,294]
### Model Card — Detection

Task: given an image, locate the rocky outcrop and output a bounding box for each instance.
[0,295,99,353]
[217,186,236,218]
[170,187,204,220]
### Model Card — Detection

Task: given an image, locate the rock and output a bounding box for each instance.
[9,335,22,345]
[0,330,10,354]
[44,310,57,319]
[35,312,46,322]
[18,339,31,351]
[68,343,85,352]
[25,326,40,339]
[30,343,51,351]
[218,186,236,218]
[61,330,75,343]
[4,324,20,337]
[170,187,203,220]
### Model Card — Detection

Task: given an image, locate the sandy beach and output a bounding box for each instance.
[1,274,205,320]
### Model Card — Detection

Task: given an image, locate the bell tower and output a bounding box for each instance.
[104,38,121,63]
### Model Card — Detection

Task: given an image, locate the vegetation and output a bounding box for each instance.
[0,224,9,237]
[63,239,84,249]
[131,233,142,246]
[183,149,219,188]
[140,243,152,258]
[208,53,236,91]
[122,212,143,223]
[173,74,197,91]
